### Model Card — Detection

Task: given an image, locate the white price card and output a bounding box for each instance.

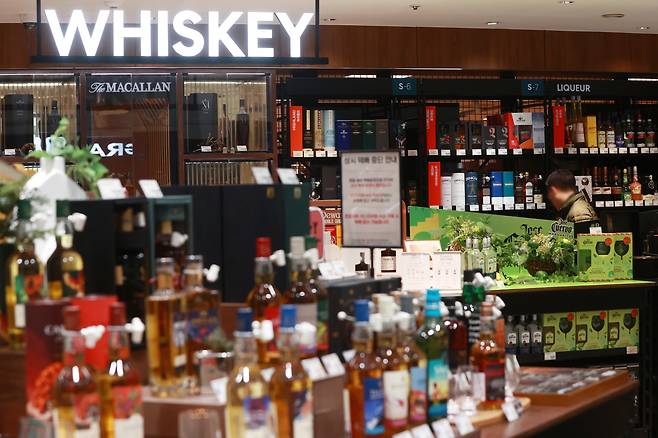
[292,150,303,158]
[3,148,16,156]
[468,205,480,212]
[236,145,248,152]
[600,147,609,154]
[641,148,650,154]
[320,353,345,377]
[97,178,126,199]
[303,149,314,158]
[200,145,212,152]
[630,147,639,154]
[301,357,328,381]
[138,179,164,198]
[627,346,639,355]
[251,167,274,185]
[618,147,628,154]
[392,432,413,438]
[454,414,475,436]
[441,150,451,156]
[342,349,356,363]
[526,203,536,210]
[589,148,599,154]
[455,205,465,211]
[486,148,496,156]
[493,204,503,211]
[482,204,492,211]
[567,147,577,154]
[544,351,557,361]
[614,200,624,207]
[605,201,614,207]
[432,419,455,438]
[408,149,418,157]
[411,424,434,438]
[456,149,466,156]
[635,200,644,207]
[210,376,228,404]
[471,149,482,156]
[327,150,338,157]
[579,148,589,154]
[514,148,524,155]
[315,150,327,157]
[277,168,300,185]
[625,200,634,207]
[554,148,564,154]
[537,203,546,209]
[428,149,439,156]
[651,147,658,154]
[498,148,508,155]
[515,203,524,210]
[595,201,605,208]
[502,401,520,422]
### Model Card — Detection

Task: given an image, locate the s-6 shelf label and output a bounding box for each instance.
[392,78,417,96]
[521,80,544,97]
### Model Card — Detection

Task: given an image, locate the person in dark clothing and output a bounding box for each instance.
[546,169,600,234]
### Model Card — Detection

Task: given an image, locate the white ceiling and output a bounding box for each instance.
[3,0,658,34]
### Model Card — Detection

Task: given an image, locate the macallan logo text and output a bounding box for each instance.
[45,9,313,58]
[556,83,591,93]
[89,81,171,94]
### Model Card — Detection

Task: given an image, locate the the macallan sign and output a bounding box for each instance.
[45,9,313,58]
[89,81,172,94]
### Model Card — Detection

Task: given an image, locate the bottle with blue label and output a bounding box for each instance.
[416,289,449,421]
[347,300,384,438]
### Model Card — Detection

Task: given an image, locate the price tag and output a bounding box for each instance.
[432,419,455,438]
[301,357,328,381]
[441,150,451,156]
[320,354,345,377]
[554,148,564,154]
[251,167,274,185]
[498,148,508,156]
[303,149,314,158]
[533,148,544,155]
[292,151,303,158]
[504,203,515,210]
[260,368,275,382]
[605,201,614,207]
[138,179,164,198]
[392,432,413,438]
[537,203,546,209]
[482,204,492,211]
[3,148,16,156]
[486,149,496,156]
[526,203,536,210]
[513,148,523,155]
[97,178,126,200]
[600,147,609,154]
[454,414,475,436]
[502,401,520,422]
[277,168,300,185]
[236,145,248,152]
[641,148,650,154]
[544,351,557,361]
[625,200,634,207]
[493,204,503,211]
[408,149,418,157]
[342,349,356,363]
[579,147,589,154]
[630,147,639,154]
[595,201,604,207]
[515,203,524,210]
[315,150,327,157]
[627,346,639,354]
[455,205,465,211]
[472,149,482,156]
[589,148,599,154]
[411,425,434,438]
[619,147,628,154]
[614,200,623,207]
[200,145,212,152]
[209,376,228,404]
[428,149,439,156]
[635,200,644,207]
[327,150,338,157]
[651,147,658,154]
[456,149,466,156]
[566,147,576,154]
[468,205,480,212]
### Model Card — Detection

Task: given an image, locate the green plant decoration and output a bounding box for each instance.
[0,177,28,240]
[28,118,108,196]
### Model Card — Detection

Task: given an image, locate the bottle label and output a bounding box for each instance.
[506,332,517,346]
[380,256,396,273]
[483,361,505,402]
[532,331,542,344]
[427,357,449,419]
[187,309,220,346]
[111,385,144,436]
[61,234,74,249]
[263,305,281,353]
[355,270,368,278]
[172,312,187,371]
[383,370,409,428]
[520,331,530,345]
[409,366,427,422]
[63,270,85,297]
[575,125,585,143]
[53,392,101,438]
[296,303,318,355]
[292,390,314,437]
[316,298,329,352]
[15,273,44,303]
[363,377,385,435]
[242,396,270,437]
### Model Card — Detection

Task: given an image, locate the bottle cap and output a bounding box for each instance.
[399,295,415,314]
[236,308,253,333]
[354,300,369,323]
[255,237,272,258]
[109,302,126,326]
[16,199,31,220]
[185,254,203,265]
[425,288,441,317]
[56,200,70,218]
[63,305,81,331]
[378,295,395,319]
[290,236,305,257]
[280,304,296,329]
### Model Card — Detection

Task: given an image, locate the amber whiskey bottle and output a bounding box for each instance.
[398,296,427,427]
[47,200,85,299]
[470,301,505,410]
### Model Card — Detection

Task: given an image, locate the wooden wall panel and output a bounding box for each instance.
[0,24,33,68]
[416,28,545,71]
[544,31,632,73]
[629,34,658,74]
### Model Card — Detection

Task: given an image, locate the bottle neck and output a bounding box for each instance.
[234,332,257,365]
[277,327,299,362]
[156,271,175,292]
[15,219,33,251]
[55,217,74,249]
[377,322,397,349]
[352,322,373,354]
[480,316,496,339]
[289,257,309,284]
[108,326,131,361]
[62,330,86,367]
[254,257,275,284]
[183,267,204,288]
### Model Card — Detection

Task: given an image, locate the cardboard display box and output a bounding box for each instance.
[577,233,633,281]
[607,308,640,349]
[575,310,608,351]
[542,312,576,353]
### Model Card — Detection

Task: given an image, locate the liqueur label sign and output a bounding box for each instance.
[44,9,313,58]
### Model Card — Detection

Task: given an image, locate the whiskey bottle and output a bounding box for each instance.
[614,115,624,148]
[482,237,497,278]
[146,258,187,397]
[355,252,370,278]
[470,301,505,410]
[416,289,449,421]
[376,296,409,435]
[47,200,85,299]
[644,174,656,202]
[606,115,616,148]
[597,116,607,148]
[380,248,397,274]
[647,117,656,148]
[305,237,329,356]
[347,300,384,438]
[46,100,62,138]
[155,220,186,273]
[514,172,525,204]
[269,305,313,438]
[611,170,622,201]
[182,255,222,393]
[504,315,517,355]
[52,306,101,438]
[592,167,601,203]
[247,237,281,366]
[636,113,647,148]
[527,314,543,355]
[444,302,469,372]
[524,172,534,204]
[283,236,317,358]
[624,114,635,147]
[630,166,643,201]
[601,167,612,203]
[5,199,44,348]
[533,174,544,204]
[480,174,491,206]
[236,99,250,149]
[515,315,531,355]
[574,96,586,147]
[398,296,427,427]
[622,168,632,202]
[226,308,271,438]
[100,302,143,438]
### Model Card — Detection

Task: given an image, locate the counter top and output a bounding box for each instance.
[492,279,655,294]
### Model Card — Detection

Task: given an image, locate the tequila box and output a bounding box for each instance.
[577,233,633,281]
[542,312,576,353]
[575,310,608,351]
[607,308,640,349]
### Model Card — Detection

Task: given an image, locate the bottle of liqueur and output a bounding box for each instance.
[247,237,281,366]
[644,175,656,202]
[355,252,370,278]
[514,172,525,204]
[47,200,85,299]
[398,296,427,427]
[182,255,222,393]
[444,302,469,372]
[269,305,313,438]
[515,315,531,355]
[464,237,473,271]
[601,167,612,203]
[647,117,656,148]
[416,289,449,421]
[146,258,187,397]
[597,116,607,148]
[5,199,44,348]
[155,220,186,273]
[564,97,574,147]
[504,315,518,354]
[482,237,497,278]
[46,100,62,138]
[236,99,250,150]
[472,238,485,273]
[574,96,586,147]
[631,166,643,201]
[227,308,271,438]
[611,170,622,201]
[606,116,616,149]
[636,113,647,148]
[624,113,635,147]
[470,301,505,410]
[613,115,623,148]
[100,302,143,438]
[480,174,491,206]
[524,172,534,204]
[380,248,397,274]
[622,168,632,202]
[52,306,101,438]
[305,236,329,356]
[527,314,543,355]
[283,236,317,358]
[347,300,385,438]
[592,167,601,203]
[376,296,409,435]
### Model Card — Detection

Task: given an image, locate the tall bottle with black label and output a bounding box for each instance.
[504,315,517,354]
[533,174,544,204]
[515,315,531,355]
[527,314,543,355]
[480,174,491,206]
[525,172,534,204]
[236,99,250,150]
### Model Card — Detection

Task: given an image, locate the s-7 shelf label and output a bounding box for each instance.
[521,80,544,97]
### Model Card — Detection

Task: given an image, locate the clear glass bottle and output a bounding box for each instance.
[515,315,531,355]
[100,302,143,438]
[226,308,271,438]
[5,199,44,348]
[622,168,632,201]
[305,236,329,356]
[504,315,518,355]
[380,248,397,274]
[355,252,370,278]
[347,300,384,438]
[527,314,543,355]
[398,296,427,427]
[146,258,187,397]
[416,289,449,421]
[52,305,101,438]
[246,237,281,366]
[470,302,506,410]
[47,200,85,299]
[269,305,314,438]
[182,255,222,394]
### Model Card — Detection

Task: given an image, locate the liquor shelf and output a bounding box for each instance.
[182,152,275,161]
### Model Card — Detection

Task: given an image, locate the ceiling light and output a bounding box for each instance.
[629,77,658,81]
[601,13,625,18]
[323,18,336,22]
[409,5,421,11]
[558,1,575,4]
[486,21,500,26]
[639,26,650,30]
